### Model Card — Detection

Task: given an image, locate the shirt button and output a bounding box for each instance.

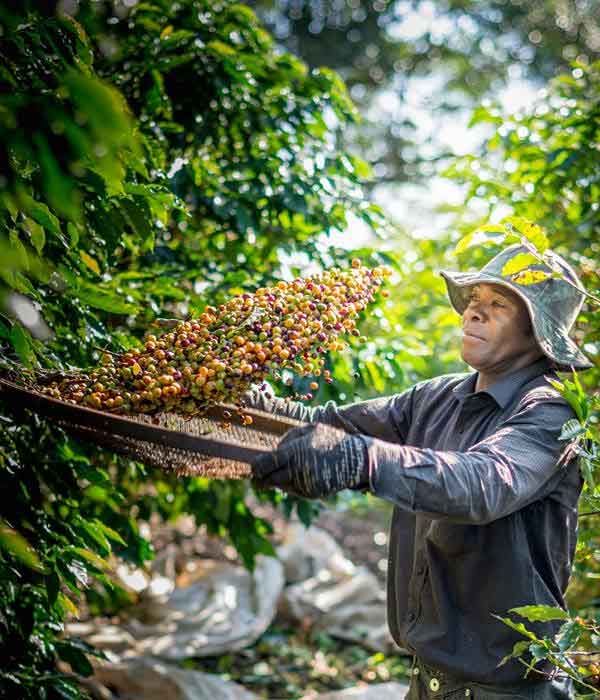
[407,611,416,622]
[429,678,440,692]
[416,566,425,575]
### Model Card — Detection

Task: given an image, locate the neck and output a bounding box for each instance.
[474,352,546,392]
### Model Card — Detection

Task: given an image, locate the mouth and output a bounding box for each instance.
[463,330,486,342]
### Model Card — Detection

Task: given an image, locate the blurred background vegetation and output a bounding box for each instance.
[0,1,598,698]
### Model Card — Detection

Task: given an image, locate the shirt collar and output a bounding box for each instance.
[452,356,553,409]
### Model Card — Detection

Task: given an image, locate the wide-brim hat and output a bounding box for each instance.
[439,243,593,371]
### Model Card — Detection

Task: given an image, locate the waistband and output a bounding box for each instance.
[410,656,542,698]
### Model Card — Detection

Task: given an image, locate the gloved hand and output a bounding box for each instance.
[241,386,317,424]
[251,421,371,499]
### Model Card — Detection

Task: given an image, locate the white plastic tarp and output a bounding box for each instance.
[277,524,396,652]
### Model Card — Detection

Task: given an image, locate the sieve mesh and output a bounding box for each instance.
[0,377,306,478]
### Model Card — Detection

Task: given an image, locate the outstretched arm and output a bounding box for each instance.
[252,389,576,524]
[243,385,414,443]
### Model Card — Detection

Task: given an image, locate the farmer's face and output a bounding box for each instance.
[461,283,542,371]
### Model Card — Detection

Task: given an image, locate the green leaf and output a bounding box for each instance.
[0,521,45,572]
[23,199,61,237]
[63,70,133,144]
[74,284,137,315]
[119,198,155,251]
[559,419,586,441]
[50,677,82,700]
[94,520,126,546]
[498,640,531,667]
[296,498,320,527]
[501,217,550,253]
[80,251,101,275]
[501,252,538,276]
[547,378,588,423]
[352,157,372,179]
[9,323,35,367]
[557,619,585,651]
[67,222,80,247]
[56,640,94,677]
[364,359,385,392]
[530,642,549,660]
[56,593,79,618]
[207,40,237,58]
[454,227,505,255]
[9,230,29,272]
[491,614,538,640]
[468,105,503,127]
[79,519,111,555]
[46,571,60,605]
[23,217,45,254]
[508,605,569,623]
[35,132,81,220]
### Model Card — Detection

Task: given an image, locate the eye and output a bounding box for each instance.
[492,300,505,308]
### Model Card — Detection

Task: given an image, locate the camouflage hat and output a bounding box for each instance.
[439,243,593,371]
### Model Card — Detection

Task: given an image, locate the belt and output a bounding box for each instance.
[411,657,473,697]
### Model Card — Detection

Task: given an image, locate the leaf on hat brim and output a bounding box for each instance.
[454,226,506,255]
[500,216,550,253]
[511,269,550,285]
[501,252,538,275]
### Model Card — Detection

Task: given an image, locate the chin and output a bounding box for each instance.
[461,347,484,370]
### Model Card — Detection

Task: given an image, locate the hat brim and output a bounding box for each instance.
[439,270,593,372]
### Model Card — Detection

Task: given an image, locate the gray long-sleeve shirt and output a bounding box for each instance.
[246,356,583,685]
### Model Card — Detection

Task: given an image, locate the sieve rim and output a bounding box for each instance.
[0,377,306,463]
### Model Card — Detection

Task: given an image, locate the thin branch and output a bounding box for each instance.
[517,656,600,694]
[518,237,600,306]
[92,345,121,356]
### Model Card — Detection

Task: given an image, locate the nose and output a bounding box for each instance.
[463,299,487,323]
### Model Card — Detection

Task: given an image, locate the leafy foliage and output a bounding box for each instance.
[493,607,600,697]
[0,2,387,696]
[252,0,600,187]
[1,1,599,697]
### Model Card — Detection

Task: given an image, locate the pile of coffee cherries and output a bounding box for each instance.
[38,261,390,419]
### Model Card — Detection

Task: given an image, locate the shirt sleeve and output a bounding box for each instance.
[366,390,576,524]
[244,386,414,443]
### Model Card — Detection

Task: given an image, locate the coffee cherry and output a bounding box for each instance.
[39,263,389,419]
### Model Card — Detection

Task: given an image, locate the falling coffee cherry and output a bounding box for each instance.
[39,264,391,422]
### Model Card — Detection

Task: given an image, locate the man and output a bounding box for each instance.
[248,243,593,700]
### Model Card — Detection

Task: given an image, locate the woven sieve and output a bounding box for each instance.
[0,378,307,478]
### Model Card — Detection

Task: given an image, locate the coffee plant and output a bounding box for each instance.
[0,2,388,697]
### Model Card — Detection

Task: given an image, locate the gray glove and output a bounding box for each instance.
[251,422,370,499]
[241,386,317,423]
